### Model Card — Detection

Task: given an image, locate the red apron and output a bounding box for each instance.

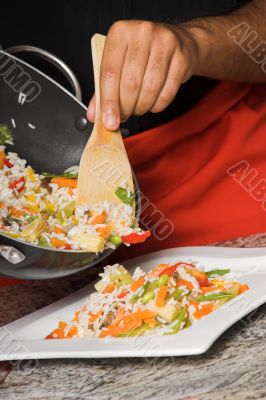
[2,80,266,285]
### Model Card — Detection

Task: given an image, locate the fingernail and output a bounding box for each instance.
[103,112,118,129]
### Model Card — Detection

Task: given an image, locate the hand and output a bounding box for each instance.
[87,20,200,130]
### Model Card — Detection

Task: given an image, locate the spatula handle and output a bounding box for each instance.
[91,34,106,120]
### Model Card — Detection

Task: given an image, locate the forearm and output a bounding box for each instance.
[180,0,266,82]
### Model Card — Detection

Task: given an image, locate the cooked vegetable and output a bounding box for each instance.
[170,289,187,301]
[157,274,169,287]
[92,211,107,225]
[9,177,25,192]
[38,235,50,247]
[46,261,249,339]
[175,279,194,290]
[115,186,134,206]
[165,307,187,335]
[0,124,14,145]
[42,171,78,179]
[142,291,155,304]
[147,302,181,323]
[58,201,75,224]
[21,218,48,242]
[122,231,151,244]
[109,265,132,287]
[197,293,235,302]
[117,324,151,337]
[131,276,145,292]
[51,177,77,188]
[69,233,105,252]
[0,151,5,169]
[187,268,209,287]
[108,235,122,246]
[155,284,168,307]
[206,269,231,277]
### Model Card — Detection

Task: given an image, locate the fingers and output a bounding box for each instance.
[133,28,177,116]
[88,21,193,128]
[150,49,185,113]
[119,23,152,121]
[100,22,127,130]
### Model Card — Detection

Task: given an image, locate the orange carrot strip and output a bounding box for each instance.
[66,326,78,338]
[48,328,65,339]
[51,237,68,248]
[89,311,102,322]
[99,309,155,338]
[143,317,157,328]
[155,285,168,307]
[96,226,111,238]
[9,207,25,218]
[239,284,249,294]
[53,226,66,234]
[130,276,145,292]
[92,211,107,225]
[0,151,5,169]
[58,321,67,330]
[103,283,116,294]
[148,263,169,277]
[194,304,213,320]
[51,177,77,188]
[175,279,194,290]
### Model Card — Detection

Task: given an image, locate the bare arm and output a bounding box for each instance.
[88,0,266,130]
[183,0,266,82]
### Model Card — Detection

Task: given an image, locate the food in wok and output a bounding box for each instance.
[0,124,150,252]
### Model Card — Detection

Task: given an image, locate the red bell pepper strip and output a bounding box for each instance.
[158,265,177,277]
[122,230,151,244]
[186,269,209,287]
[117,291,128,299]
[4,159,13,168]
[9,177,25,192]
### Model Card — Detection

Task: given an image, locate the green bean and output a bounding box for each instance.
[157,274,168,287]
[142,291,155,304]
[108,235,122,246]
[206,269,231,277]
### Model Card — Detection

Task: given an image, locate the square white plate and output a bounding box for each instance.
[1,246,266,360]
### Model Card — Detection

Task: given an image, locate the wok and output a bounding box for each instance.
[0,46,140,280]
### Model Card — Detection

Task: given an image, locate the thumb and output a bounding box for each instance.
[87,94,96,122]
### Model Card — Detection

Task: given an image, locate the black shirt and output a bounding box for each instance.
[1,0,251,134]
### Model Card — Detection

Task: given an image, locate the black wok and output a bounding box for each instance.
[0,46,140,280]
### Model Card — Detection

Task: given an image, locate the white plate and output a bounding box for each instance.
[1,246,266,360]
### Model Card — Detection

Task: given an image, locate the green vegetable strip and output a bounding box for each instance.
[197,293,234,302]
[115,187,135,206]
[170,289,188,301]
[117,324,151,337]
[164,307,187,335]
[41,172,78,179]
[206,269,231,277]
[130,282,149,303]
[0,124,14,145]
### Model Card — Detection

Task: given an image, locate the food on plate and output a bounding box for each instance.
[0,124,149,251]
[46,261,249,339]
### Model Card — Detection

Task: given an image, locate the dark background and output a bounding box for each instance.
[0,0,251,134]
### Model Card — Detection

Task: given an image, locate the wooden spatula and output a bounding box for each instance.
[77,34,134,206]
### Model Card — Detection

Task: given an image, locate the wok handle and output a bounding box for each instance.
[5,45,82,101]
[0,245,25,264]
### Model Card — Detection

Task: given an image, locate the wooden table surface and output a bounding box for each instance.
[0,233,266,400]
